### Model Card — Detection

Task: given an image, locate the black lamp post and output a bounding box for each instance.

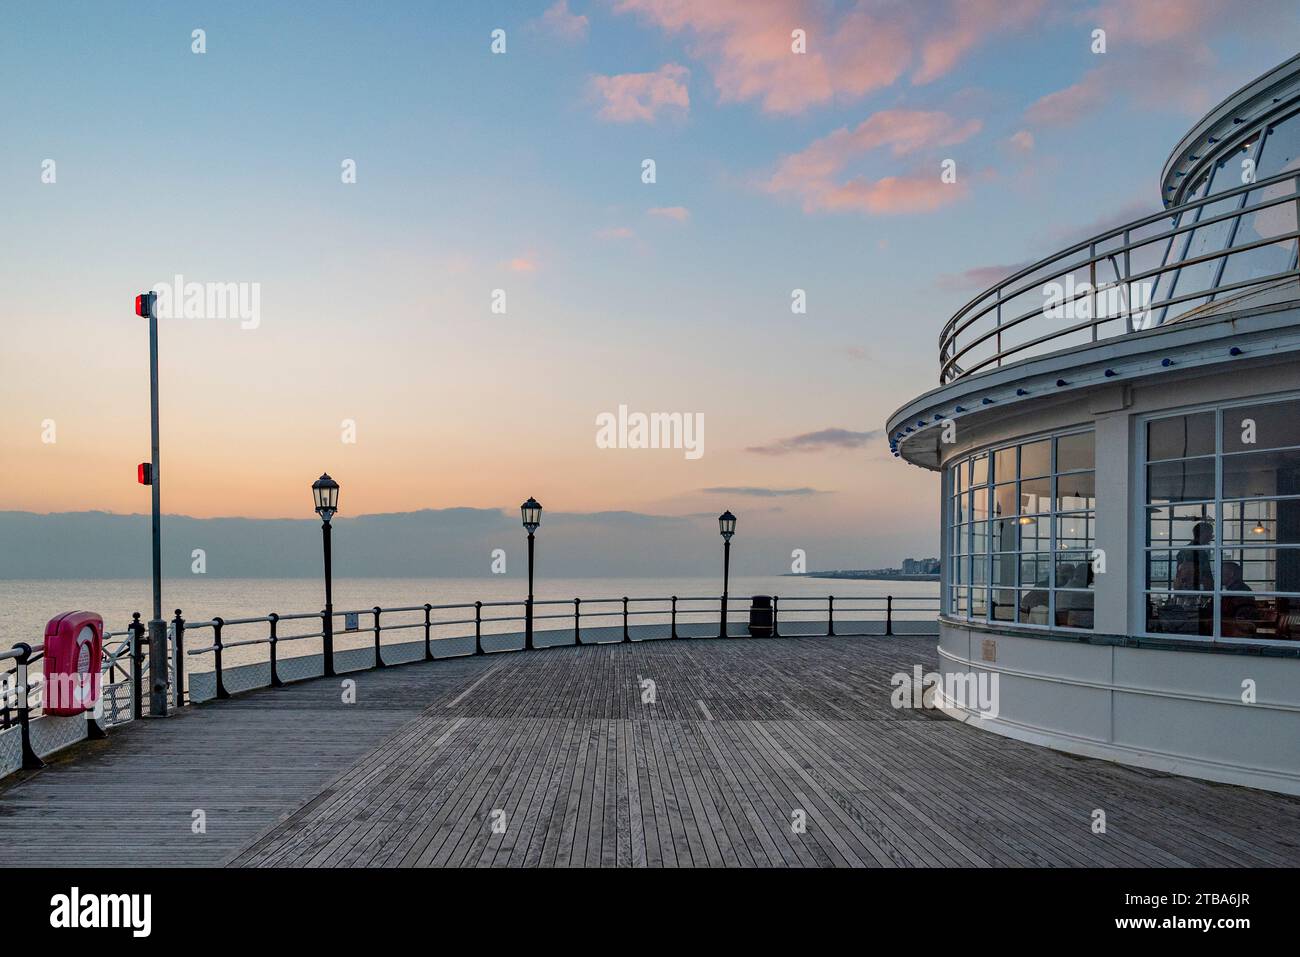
[718,510,736,638]
[521,497,542,651]
[313,473,340,676]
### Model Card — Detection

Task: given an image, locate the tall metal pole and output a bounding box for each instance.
[525,531,535,650]
[147,302,168,717]
[322,520,335,676]
[720,538,731,638]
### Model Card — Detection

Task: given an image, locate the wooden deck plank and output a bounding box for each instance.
[2,634,1298,868]
[498,717,567,867]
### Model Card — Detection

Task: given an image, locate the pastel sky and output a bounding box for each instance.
[3,1,1299,568]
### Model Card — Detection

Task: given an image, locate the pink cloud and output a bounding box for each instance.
[595,226,635,240]
[537,1,589,41]
[1024,1,1290,130]
[914,0,1046,84]
[937,262,1035,293]
[815,171,970,215]
[588,62,690,122]
[1089,0,1242,44]
[1045,199,1157,246]
[613,0,1046,114]
[1026,42,1219,129]
[765,109,981,215]
[508,255,538,273]
[1024,68,1110,126]
[1008,130,1035,153]
[648,206,690,221]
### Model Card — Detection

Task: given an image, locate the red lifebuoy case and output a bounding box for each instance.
[42,611,103,716]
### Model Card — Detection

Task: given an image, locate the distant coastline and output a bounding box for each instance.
[787,571,941,582]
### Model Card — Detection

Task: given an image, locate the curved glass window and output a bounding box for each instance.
[1151,174,1209,315]
[946,429,1095,630]
[1156,111,1300,325]
[1144,395,1300,642]
[1219,110,1300,288]
[1257,110,1300,178]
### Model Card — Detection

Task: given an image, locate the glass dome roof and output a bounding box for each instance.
[935,54,1300,385]
[1153,54,1300,323]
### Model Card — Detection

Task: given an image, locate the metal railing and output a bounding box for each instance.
[0,592,938,771]
[0,627,138,772]
[167,593,939,703]
[939,169,1300,383]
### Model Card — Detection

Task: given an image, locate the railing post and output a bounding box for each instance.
[147,615,168,718]
[424,604,434,661]
[130,612,144,721]
[885,595,893,636]
[373,606,386,669]
[574,598,582,646]
[995,293,1002,370]
[622,597,631,643]
[321,607,335,677]
[1293,173,1300,274]
[172,609,186,708]
[213,617,230,699]
[269,613,283,688]
[670,596,678,639]
[1089,241,1098,340]
[474,602,483,656]
[827,596,834,637]
[1123,228,1134,333]
[85,698,108,741]
[525,595,534,652]
[772,595,780,638]
[13,643,44,770]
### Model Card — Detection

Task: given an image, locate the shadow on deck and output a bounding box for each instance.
[1,634,1297,867]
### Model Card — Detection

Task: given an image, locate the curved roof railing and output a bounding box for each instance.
[938,168,1300,384]
[1161,52,1300,206]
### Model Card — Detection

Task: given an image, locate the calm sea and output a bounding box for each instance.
[0,576,939,646]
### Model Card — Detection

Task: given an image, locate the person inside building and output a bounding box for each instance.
[1220,561,1259,638]
[1174,521,1215,591]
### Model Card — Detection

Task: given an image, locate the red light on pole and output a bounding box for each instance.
[137,463,152,485]
[135,292,156,318]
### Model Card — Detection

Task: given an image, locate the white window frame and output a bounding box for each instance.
[943,424,1096,632]
[1137,389,1300,647]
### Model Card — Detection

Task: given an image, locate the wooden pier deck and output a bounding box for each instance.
[1,634,1297,867]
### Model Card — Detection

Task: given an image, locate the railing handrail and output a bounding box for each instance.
[938,167,1300,383]
[1,592,941,732]
[2,592,944,652]
[941,168,1300,339]
[145,592,938,634]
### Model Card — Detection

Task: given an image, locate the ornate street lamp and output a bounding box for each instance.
[521,497,542,650]
[718,510,736,637]
[313,473,340,675]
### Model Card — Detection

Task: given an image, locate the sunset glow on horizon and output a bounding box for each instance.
[4,1,1298,567]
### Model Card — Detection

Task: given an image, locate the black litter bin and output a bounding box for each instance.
[748,595,774,637]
